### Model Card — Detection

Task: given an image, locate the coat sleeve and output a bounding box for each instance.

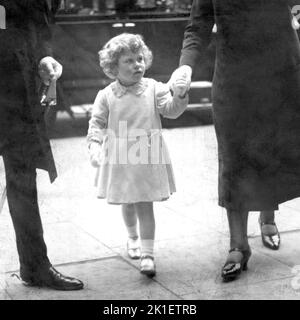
[87,89,109,146]
[155,82,188,119]
[289,0,300,7]
[25,0,56,63]
[179,0,215,69]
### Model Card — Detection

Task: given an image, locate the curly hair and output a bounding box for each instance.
[99,33,153,79]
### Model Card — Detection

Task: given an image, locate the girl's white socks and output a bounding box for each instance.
[141,239,154,257]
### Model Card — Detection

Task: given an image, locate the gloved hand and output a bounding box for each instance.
[38,56,63,85]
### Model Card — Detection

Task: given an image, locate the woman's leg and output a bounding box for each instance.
[260,210,277,235]
[222,209,251,281]
[227,209,249,251]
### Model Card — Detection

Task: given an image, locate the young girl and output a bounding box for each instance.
[87,33,188,277]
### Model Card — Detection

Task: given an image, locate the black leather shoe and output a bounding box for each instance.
[221,247,252,282]
[259,219,280,250]
[21,266,84,291]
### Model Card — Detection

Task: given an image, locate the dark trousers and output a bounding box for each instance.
[1,53,51,274]
[2,145,51,274]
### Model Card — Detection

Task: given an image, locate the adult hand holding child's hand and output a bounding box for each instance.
[168,65,192,98]
[89,142,102,167]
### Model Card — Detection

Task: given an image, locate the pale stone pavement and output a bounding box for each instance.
[0,111,300,300]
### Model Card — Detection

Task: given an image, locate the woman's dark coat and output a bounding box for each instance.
[0,0,60,182]
[180,0,300,211]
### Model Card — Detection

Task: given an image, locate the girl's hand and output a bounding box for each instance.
[168,65,192,97]
[89,142,102,167]
[173,75,190,98]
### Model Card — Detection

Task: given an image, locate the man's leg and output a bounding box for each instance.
[2,146,83,290]
[3,146,51,274]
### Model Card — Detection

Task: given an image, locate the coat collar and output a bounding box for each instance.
[111,78,148,98]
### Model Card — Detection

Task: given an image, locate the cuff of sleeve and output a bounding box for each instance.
[178,91,188,99]
[37,45,53,65]
[174,93,189,101]
[179,52,197,69]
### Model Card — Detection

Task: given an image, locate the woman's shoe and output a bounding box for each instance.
[127,238,141,259]
[221,248,251,282]
[259,219,280,250]
[140,255,156,277]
